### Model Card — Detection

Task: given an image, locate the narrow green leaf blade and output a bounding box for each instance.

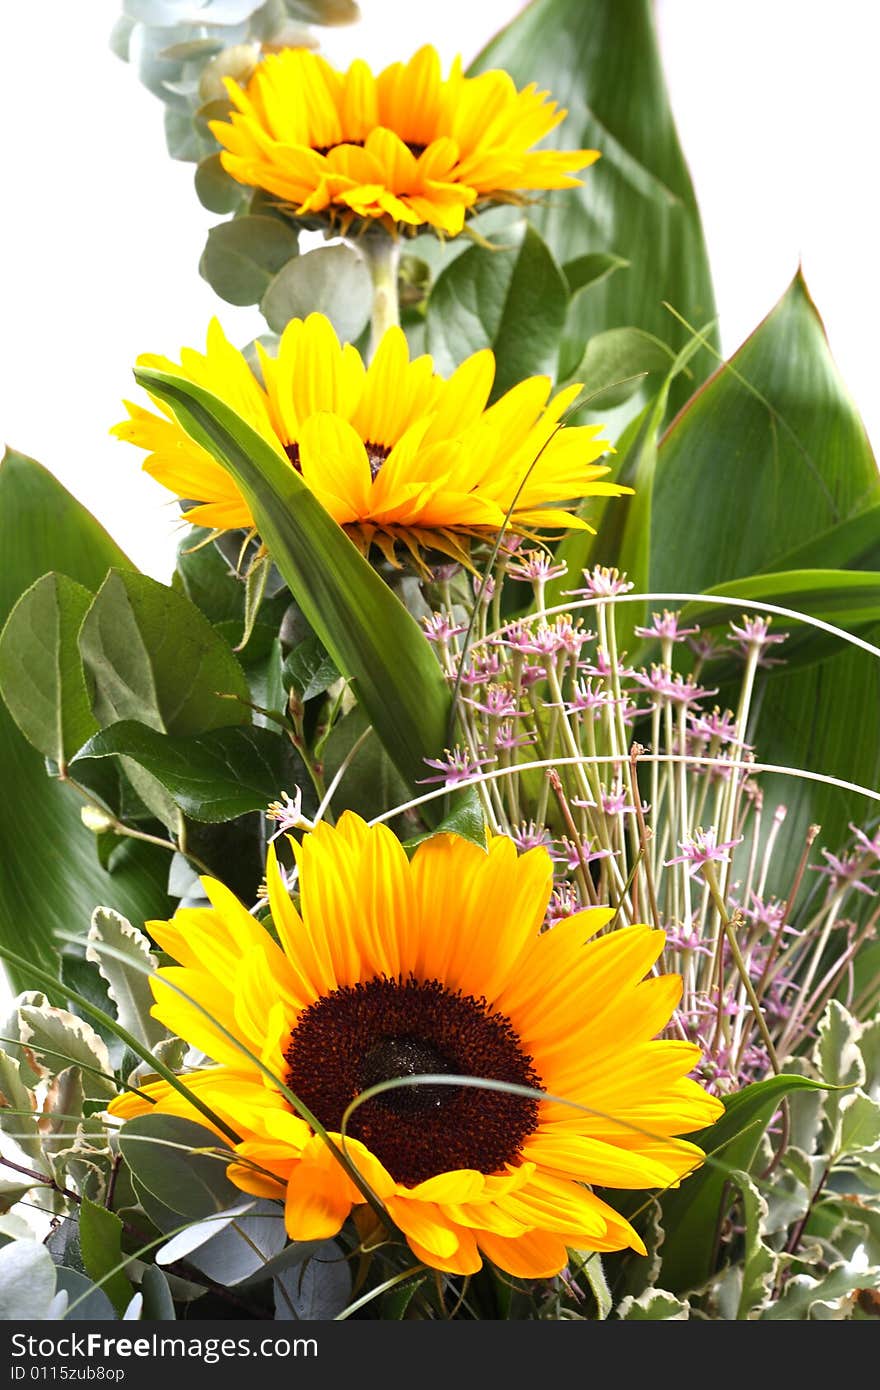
[131,369,451,810]
[658,1072,827,1295]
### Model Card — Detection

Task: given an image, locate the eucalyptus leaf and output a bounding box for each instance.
[273,1239,351,1319]
[195,153,245,214]
[0,1241,57,1321]
[261,244,371,339]
[118,1114,239,1218]
[200,216,300,306]
[140,1264,176,1320]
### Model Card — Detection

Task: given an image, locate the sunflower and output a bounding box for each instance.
[209,45,598,236]
[109,816,723,1278]
[113,313,625,568]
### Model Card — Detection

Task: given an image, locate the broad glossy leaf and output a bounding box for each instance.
[75,720,294,823]
[651,274,880,877]
[769,501,880,574]
[426,222,568,400]
[564,327,675,408]
[0,450,170,987]
[0,573,97,766]
[658,1072,827,1294]
[472,0,718,414]
[79,570,250,737]
[283,633,340,702]
[132,370,451,812]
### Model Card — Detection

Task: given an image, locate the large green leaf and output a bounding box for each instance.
[651,273,880,877]
[471,0,718,414]
[79,570,250,737]
[132,370,451,812]
[0,450,170,988]
[426,222,569,399]
[657,1072,827,1295]
[74,721,295,823]
[0,573,97,766]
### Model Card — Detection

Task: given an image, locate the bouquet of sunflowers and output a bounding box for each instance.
[0,0,878,1328]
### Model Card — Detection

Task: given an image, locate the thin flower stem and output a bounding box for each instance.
[630,744,661,935]
[361,230,400,358]
[701,863,780,1074]
[547,770,598,907]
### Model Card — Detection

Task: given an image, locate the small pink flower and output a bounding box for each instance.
[811,849,880,897]
[511,820,554,852]
[567,565,634,598]
[665,826,743,876]
[421,746,493,788]
[506,549,568,584]
[422,610,465,644]
[635,609,699,644]
[728,614,788,665]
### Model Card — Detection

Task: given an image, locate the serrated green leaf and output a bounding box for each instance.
[74,720,293,823]
[261,244,370,338]
[86,908,164,1051]
[131,370,452,817]
[471,0,718,417]
[0,450,171,989]
[200,216,300,305]
[730,1169,776,1318]
[426,222,568,400]
[837,1091,880,1157]
[282,634,340,702]
[762,1259,880,1320]
[0,573,97,766]
[617,1288,689,1320]
[16,994,115,1100]
[403,786,487,853]
[79,1198,132,1317]
[79,569,250,737]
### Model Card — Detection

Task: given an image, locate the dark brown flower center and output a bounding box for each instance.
[284,976,541,1186]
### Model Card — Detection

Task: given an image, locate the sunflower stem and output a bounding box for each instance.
[362,231,401,359]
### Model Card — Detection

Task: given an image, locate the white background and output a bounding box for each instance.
[0,0,878,582]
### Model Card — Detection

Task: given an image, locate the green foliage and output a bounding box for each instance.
[118,1114,240,1219]
[0,450,170,988]
[0,574,97,766]
[657,1072,827,1295]
[200,216,300,306]
[79,1198,132,1316]
[86,908,164,1050]
[427,222,569,400]
[75,721,299,823]
[471,0,718,415]
[262,244,371,339]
